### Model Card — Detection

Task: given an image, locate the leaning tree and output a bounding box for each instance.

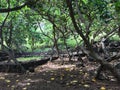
[66,0,120,81]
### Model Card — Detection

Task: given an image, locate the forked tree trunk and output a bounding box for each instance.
[90,51,120,82]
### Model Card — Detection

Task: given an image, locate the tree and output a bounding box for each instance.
[66,0,120,81]
[0,0,120,82]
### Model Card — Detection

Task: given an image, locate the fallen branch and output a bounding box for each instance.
[0,56,59,73]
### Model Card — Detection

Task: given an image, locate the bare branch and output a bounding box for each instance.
[37,21,53,40]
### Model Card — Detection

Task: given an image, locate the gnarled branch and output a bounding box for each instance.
[0,3,27,13]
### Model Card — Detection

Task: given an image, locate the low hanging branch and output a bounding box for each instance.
[0,0,39,13]
[0,3,27,13]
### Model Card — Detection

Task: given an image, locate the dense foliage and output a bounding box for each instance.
[0,0,119,52]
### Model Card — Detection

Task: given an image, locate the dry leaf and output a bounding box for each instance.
[27,78,31,81]
[5,79,11,83]
[11,85,15,88]
[65,68,70,71]
[16,80,19,82]
[60,77,63,80]
[92,78,96,82]
[7,85,10,87]
[51,78,55,80]
[27,83,31,85]
[22,87,27,90]
[66,83,69,85]
[84,84,90,88]
[0,76,5,80]
[79,70,83,72]
[100,86,106,90]
[70,80,78,83]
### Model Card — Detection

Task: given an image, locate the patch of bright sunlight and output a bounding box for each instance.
[17,56,42,62]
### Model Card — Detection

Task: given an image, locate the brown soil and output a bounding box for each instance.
[0,59,119,90]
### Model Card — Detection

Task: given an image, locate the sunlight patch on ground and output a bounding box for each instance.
[36,62,76,72]
[17,78,44,87]
[17,56,41,61]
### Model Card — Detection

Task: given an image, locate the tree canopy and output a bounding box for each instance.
[0,0,120,83]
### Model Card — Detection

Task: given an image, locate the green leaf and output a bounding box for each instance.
[115,2,120,13]
[82,0,88,4]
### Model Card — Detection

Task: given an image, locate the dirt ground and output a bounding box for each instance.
[0,59,119,90]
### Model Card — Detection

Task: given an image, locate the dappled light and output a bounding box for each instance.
[36,61,76,72]
[0,0,120,90]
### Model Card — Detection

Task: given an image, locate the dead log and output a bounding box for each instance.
[0,56,59,73]
[21,56,59,71]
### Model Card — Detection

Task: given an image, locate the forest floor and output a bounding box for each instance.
[0,58,119,90]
